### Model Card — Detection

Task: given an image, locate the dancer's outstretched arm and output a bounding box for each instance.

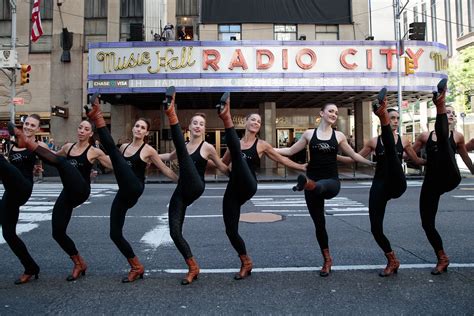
[403,137,426,165]
[90,147,113,169]
[274,130,311,156]
[337,132,374,166]
[455,133,474,174]
[159,151,177,162]
[143,145,178,181]
[204,143,229,175]
[338,137,376,164]
[412,132,429,153]
[261,140,306,172]
[466,138,474,152]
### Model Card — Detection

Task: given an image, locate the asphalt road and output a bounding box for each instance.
[0,179,473,314]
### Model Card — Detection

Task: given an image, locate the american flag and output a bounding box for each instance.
[31,0,43,42]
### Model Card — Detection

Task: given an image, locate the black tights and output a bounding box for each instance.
[369,125,407,253]
[304,178,340,250]
[34,151,92,257]
[168,123,205,259]
[97,127,144,259]
[0,156,39,274]
[223,127,257,255]
[420,114,461,252]
[51,184,90,256]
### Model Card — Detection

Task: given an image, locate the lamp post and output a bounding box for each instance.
[9,0,17,124]
[393,0,403,136]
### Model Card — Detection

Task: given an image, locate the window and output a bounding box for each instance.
[120,0,144,42]
[121,0,143,17]
[30,0,53,53]
[315,25,339,40]
[84,0,108,51]
[431,0,437,42]
[274,24,297,41]
[403,11,408,37]
[176,0,199,16]
[445,0,452,56]
[0,0,11,47]
[218,24,241,41]
[413,5,419,22]
[0,0,10,19]
[422,3,427,23]
[455,0,463,37]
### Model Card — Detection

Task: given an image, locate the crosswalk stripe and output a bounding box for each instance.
[0,183,118,244]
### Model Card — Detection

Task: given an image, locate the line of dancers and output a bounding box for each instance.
[1,79,473,285]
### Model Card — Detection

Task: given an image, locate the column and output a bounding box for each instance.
[354,100,373,151]
[259,102,276,169]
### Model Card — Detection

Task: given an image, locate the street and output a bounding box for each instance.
[0,179,473,314]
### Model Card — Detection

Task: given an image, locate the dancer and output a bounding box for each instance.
[275,103,374,277]
[412,79,474,275]
[216,93,306,280]
[51,120,112,281]
[342,89,425,276]
[85,94,178,283]
[9,119,105,283]
[161,87,229,285]
[0,114,41,284]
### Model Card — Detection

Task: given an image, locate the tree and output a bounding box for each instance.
[448,46,474,112]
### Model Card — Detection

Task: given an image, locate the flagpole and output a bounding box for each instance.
[9,0,16,124]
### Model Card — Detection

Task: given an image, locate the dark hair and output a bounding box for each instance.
[190,112,206,124]
[81,119,94,129]
[321,103,337,111]
[387,108,398,114]
[28,113,41,122]
[245,113,260,120]
[79,120,96,145]
[136,118,151,131]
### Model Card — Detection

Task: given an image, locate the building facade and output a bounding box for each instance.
[0,0,450,170]
[372,0,473,140]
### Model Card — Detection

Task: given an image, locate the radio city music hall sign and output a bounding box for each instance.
[89,43,447,75]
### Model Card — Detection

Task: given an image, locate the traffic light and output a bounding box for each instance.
[404,57,415,75]
[408,22,426,40]
[20,64,31,85]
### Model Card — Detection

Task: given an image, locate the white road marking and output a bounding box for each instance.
[140,216,173,249]
[0,184,117,244]
[250,195,368,217]
[144,263,474,274]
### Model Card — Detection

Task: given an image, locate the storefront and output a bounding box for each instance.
[87,40,448,166]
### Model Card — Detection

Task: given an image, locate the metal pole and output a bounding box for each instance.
[9,0,17,124]
[368,0,373,37]
[412,102,415,142]
[394,0,403,136]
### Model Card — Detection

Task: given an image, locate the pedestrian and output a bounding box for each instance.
[177,26,185,40]
[86,94,178,283]
[47,138,58,151]
[0,114,42,284]
[412,79,474,275]
[275,103,374,277]
[216,92,306,280]
[340,89,425,276]
[160,87,229,285]
[51,120,112,281]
